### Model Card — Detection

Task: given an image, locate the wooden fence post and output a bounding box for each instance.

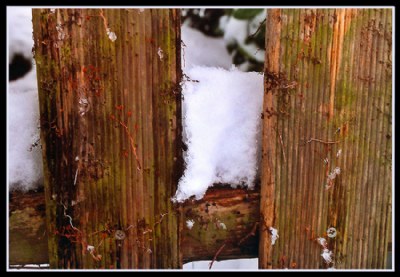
[259,8,392,269]
[32,8,183,269]
[259,8,281,270]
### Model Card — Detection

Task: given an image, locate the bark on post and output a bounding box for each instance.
[259,8,392,269]
[32,8,183,269]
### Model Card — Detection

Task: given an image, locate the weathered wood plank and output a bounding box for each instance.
[259,8,392,269]
[259,8,281,269]
[9,189,48,265]
[182,185,260,263]
[9,186,260,265]
[32,8,183,269]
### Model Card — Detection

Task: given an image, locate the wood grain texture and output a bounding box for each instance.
[259,8,281,269]
[32,8,183,269]
[8,186,260,266]
[259,8,392,269]
[9,189,49,265]
[182,185,260,263]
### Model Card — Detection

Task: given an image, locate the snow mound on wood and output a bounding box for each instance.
[174,66,263,202]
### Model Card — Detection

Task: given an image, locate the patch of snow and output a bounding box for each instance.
[269,227,279,245]
[224,17,248,46]
[7,7,44,191]
[186,219,195,230]
[157,47,164,60]
[218,15,229,31]
[7,7,34,61]
[183,258,258,270]
[78,97,89,116]
[321,249,333,264]
[8,69,43,191]
[56,23,66,40]
[223,11,266,66]
[174,66,263,202]
[328,167,341,180]
[219,222,227,230]
[106,28,117,42]
[317,237,327,248]
[9,263,50,269]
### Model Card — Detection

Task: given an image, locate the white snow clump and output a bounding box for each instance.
[174,66,263,202]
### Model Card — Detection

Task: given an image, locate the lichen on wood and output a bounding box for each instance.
[259,8,392,269]
[32,8,183,269]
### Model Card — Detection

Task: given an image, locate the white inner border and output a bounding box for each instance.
[6,5,395,272]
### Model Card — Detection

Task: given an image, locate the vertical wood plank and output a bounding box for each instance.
[260,8,392,269]
[32,8,183,269]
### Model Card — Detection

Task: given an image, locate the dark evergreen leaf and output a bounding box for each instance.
[232,9,264,20]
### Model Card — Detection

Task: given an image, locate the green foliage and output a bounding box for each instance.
[182,8,266,72]
[232,9,264,20]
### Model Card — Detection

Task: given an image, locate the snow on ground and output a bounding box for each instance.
[174,66,263,202]
[8,7,43,191]
[183,258,258,270]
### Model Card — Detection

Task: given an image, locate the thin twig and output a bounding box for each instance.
[301,138,340,145]
[142,228,153,235]
[135,239,153,254]
[153,212,168,228]
[61,202,81,233]
[28,137,41,152]
[99,9,109,31]
[181,40,186,68]
[249,18,266,38]
[89,229,107,237]
[114,118,142,170]
[96,237,105,248]
[238,222,259,246]
[126,224,136,231]
[73,168,79,186]
[277,130,286,163]
[37,230,47,241]
[209,242,227,270]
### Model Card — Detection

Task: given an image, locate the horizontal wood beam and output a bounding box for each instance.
[9,184,391,266]
[9,186,260,265]
[9,189,49,265]
[182,185,260,263]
